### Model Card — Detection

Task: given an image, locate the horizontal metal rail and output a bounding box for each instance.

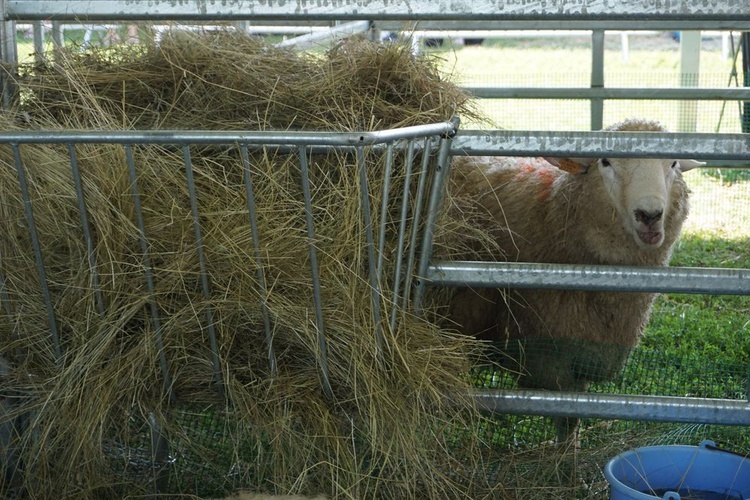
[465,87,750,101]
[6,0,750,25]
[451,130,750,161]
[0,121,456,146]
[378,20,750,31]
[425,261,750,295]
[472,390,750,426]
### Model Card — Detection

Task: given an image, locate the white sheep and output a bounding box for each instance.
[445,118,703,442]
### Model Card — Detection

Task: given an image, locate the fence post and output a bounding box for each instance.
[679,30,701,132]
[0,0,19,109]
[742,32,750,132]
[590,29,604,130]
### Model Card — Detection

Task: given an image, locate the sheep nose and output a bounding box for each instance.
[634,208,663,226]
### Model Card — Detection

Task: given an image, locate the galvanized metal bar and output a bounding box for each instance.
[465,86,750,100]
[7,0,750,23]
[10,144,61,360]
[590,29,604,130]
[375,143,395,311]
[426,261,750,295]
[389,140,416,334]
[0,256,12,317]
[124,145,174,403]
[298,146,334,400]
[148,412,170,494]
[240,145,276,376]
[413,132,456,312]
[181,145,223,393]
[400,138,433,310]
[31,21,45,65]
[0,122,457,147]
[67,144,106,317]
[0,0,17,110]
[472,389,750,426]
[381,20,750,31]
[451,130,750,160]
[357,145,385,355]
[276,19,371,49]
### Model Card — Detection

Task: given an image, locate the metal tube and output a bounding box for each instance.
[450,130,750,160]
[0,122,457,147]
[413,132,456,312]
[400,137,433,309]
[472,389,750,426]
[464,86,750,99]
[389,140,416,334]
[590,29,605,130]
[425,261,750,295]
[298,146,334,400]
[375,144,395,311]
[32,21,45,66]
[124,145,174,403]
[67,144,105,317]
[11,144,61,360]
[240,145,276,376]
[182,145,223,394]
[357,145,385,355]
[6,0,750,24]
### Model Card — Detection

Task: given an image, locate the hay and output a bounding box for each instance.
[19,30,483,131]
[0,32,496,498]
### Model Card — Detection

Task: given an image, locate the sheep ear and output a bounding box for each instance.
[675,159,705,172]
[543,157,594,174]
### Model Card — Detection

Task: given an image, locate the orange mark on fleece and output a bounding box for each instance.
[514,158,559,201]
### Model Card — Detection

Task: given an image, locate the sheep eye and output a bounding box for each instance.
[670,161,678,169]
[601,158,611,167]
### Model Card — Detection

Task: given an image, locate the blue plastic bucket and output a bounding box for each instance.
[604,440,750,500]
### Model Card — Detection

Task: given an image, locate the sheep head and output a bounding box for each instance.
[545,119,704,250]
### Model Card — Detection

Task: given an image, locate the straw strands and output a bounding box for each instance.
[0,32,497,498]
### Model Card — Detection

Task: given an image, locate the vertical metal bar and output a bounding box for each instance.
[32,21,45,66]
[298,146,333,400]
[400,138,433,310]
[181,145,223,393]
[375,144,395,296]
[590,29,605,130]
[0,0,18,110]
[11,144,61,360]
[357,145,384,354]
[148,412,170,494]
[67,144,105,317]
[50,20,63,63]
[412,133,455,313]
[0,257,12,317]
[389,140,416,333]
[124,145,174,403]
[239,145,277,375]
[679,30,701,132]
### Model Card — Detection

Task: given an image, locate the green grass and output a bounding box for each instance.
[644,235,750,366]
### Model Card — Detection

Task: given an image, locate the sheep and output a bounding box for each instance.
[445,118,703,443]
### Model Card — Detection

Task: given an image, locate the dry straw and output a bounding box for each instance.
[0,31,501,498]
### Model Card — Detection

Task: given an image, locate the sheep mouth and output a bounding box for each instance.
[636,229,663,246]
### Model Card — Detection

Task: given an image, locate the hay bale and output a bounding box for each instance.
[0,32,494,498]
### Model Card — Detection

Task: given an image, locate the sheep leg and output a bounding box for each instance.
[553,416,580,447]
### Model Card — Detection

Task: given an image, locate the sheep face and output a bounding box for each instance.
[597,157,679,249]
[547,154,701,252]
